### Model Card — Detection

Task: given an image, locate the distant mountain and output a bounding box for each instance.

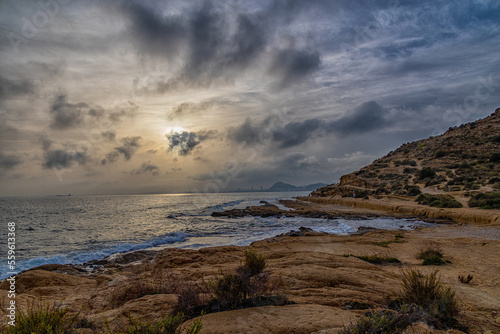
[268,182,327,192]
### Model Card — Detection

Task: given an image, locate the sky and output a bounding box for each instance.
[0,0,499,196]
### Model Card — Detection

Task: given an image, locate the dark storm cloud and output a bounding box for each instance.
[227,118,266,146]
[229,101,388,148]
[49,94,89,129]
[49,94,137,130]
[42,149,88,170]
[101,130,116,142]
[330,101,387,134]
[166,130,217,156]
[0,75,35,101]
[121,1,321,90]
[0,152,22,170]
[273,119,324,148]
[269,49,321,89]
[132,162,159,176]
[122,2,186,59]
[102,136,142,165]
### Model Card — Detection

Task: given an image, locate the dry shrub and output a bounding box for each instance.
[400,270,459,329]
[171,282,206,317]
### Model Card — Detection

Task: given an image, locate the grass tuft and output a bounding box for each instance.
[400,270,459,329]
[1,303,80,334]
[241,248,266,276]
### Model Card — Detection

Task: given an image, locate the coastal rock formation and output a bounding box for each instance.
[1,225,500,333]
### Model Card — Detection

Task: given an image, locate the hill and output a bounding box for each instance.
[311,109,500,211]
[268,182,327,192]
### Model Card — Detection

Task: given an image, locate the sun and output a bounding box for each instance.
[165,126,187,134]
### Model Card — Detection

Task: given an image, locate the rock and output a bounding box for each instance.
[197,304,357,334]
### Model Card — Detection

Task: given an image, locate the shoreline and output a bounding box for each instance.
[293,195,500,225]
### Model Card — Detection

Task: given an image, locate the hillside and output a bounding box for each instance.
[311,109,500,212]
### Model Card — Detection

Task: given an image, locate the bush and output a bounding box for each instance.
[416,194,463,208]
[405,185,421,196]
[172,283,205,318]
[403,167,416,174]
[2,304,79,334]
[204,272,246,311]
[435,151,447,158]
[241,248,266,276]
[204,249,287,312]
[468,192,500,209]
[490,152,500,163]
[339,309,415,334]
[400,270,459,329]
[416,167,436,181]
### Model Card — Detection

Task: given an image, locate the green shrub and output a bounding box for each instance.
[417,247,447,266]
[422,255,446,266]
[2,304,78,334]
[416,167,436,180]
[400,270,459,328]
[490,152,500,163]
[339,309,415,334]
[403,167,416,174]
[416,194,463,208]
[417,247,443,260]
[405,185,421,196]
[468,192,500,209]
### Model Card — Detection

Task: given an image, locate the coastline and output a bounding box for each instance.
[1,200,499,333]
[293,196,500,226]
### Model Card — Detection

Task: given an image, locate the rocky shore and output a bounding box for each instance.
[1,199,500,333]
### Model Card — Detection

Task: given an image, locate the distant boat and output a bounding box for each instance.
[56,194,71,197]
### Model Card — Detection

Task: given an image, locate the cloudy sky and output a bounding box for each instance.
[0,0,499,196]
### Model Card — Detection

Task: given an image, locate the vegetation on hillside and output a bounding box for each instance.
[312,109,500,209]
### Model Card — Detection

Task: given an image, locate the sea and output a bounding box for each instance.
[0,192,432,280]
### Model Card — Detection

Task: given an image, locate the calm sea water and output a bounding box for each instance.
[0,192,431,279]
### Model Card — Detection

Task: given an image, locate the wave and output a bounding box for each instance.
[205,199,245,213]
[0,231,186,280]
